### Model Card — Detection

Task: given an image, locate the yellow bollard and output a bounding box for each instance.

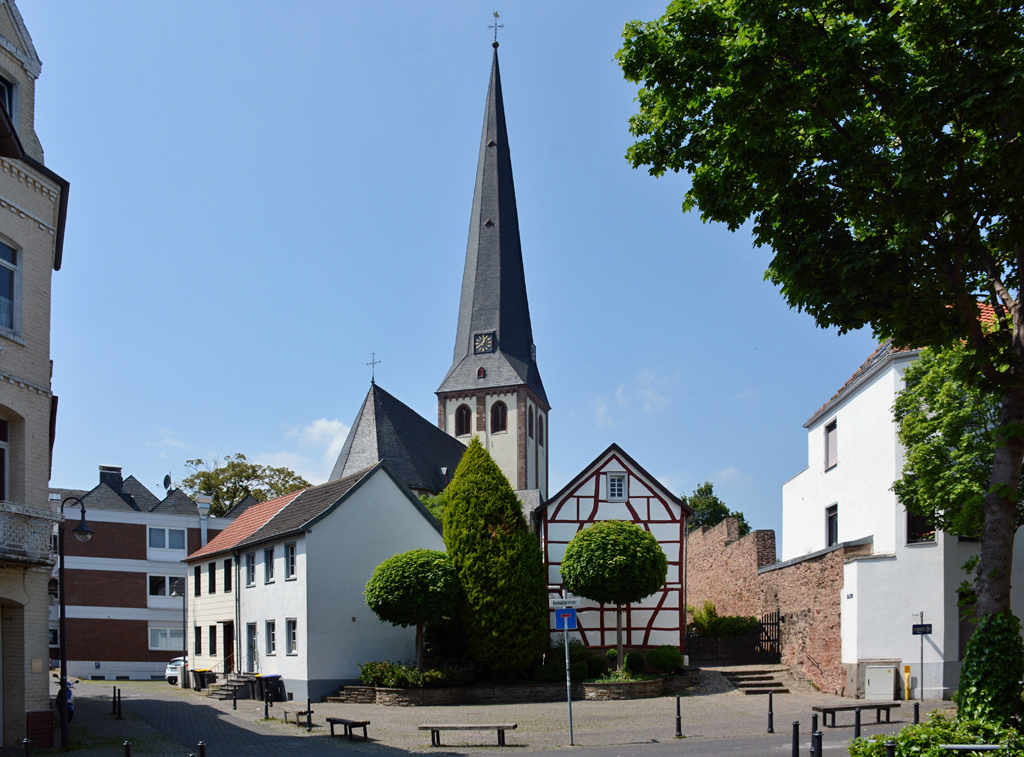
[903,665,911,700]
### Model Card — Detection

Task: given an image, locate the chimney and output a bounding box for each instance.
[98,465,123,494]
[196,495,212,546]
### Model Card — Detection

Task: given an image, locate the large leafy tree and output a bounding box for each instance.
[560,520,668,669]
[617,0,1024,630]
[443,438,548,676]
[181,454,310,517]
[682,481,750,536]
[364,549,462,669]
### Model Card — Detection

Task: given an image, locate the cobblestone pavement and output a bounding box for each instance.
[44,673,955,757]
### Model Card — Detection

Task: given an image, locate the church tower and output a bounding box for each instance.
[437,44,548,500]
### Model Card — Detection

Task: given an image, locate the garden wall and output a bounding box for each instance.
[687,520,776,617]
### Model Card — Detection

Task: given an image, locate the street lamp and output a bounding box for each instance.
[58,496,92,749]
[170,578,187,685]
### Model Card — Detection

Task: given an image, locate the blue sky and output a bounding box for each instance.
[25,2,880,549]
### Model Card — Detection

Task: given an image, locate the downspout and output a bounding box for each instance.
[196,496,212,545]
[233,549,242,671]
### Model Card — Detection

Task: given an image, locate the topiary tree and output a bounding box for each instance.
[442,438,548,676]
[560,520,668,669]
[364,549,461,669]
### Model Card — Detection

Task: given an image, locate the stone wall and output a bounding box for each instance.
[687,519,776,617]
[686,518,854,696]
[759,549,846,695]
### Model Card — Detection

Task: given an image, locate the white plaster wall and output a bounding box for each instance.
[304,470,444,697]
[240,537,307,686]
[782,357,915,560]
[526,399,536,489]
[484,392,518,485]
[537,411,548,498]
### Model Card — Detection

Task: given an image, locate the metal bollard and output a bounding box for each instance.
[22,737,30,757]
[675,695,682,738]
[914,701,920,724]
[124,741,131,757]
[112,686,117,714]
[854,708,861,739]
[885,740,896,757]
[811,713,818,734]
[198,741,206,757]
[791,721,799,757]
[767,690,774,733]
[307,698,312,733]
[263,690,269,720]
[812,730,823,757]
[233,687,237,710]
[116,689,122,720]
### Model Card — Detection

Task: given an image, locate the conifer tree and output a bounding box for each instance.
[443,438,548,675]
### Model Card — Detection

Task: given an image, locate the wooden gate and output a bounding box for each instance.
[685,611,782,667]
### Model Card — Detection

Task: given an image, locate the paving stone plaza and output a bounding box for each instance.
[43,671,954,757]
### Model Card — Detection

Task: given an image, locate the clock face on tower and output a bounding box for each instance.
[474,332,495,354]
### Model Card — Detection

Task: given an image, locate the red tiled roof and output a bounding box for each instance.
[185,490,304,561]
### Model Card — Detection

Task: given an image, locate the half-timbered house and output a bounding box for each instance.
[535,444,692,650]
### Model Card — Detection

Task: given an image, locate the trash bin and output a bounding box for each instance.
[247,678,258,700]
[262,674,283,702]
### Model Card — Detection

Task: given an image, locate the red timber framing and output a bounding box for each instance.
[536,444,693,650]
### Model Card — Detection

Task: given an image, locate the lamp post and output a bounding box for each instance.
[170,578,187,685]
[58,496,93,749]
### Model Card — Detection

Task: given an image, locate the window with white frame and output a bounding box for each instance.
[264,547,275,583]
[285,543,296,579]
[0,241,18,334]
[246,552,255,586]
[149,527,186,551]
[0,418,8,500]
[49,628,58,645]
[608,474,625,500]
[148,575,179,596]
[286,618,297,654]
[266,621,276,655]
[824,420,838,470]
[149,627,183,651]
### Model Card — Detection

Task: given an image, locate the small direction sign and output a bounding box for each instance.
[555,607,578,631]
[912,624,932,635]
[550,597,580,609]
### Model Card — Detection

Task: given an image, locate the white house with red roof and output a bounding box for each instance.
[782,338,1024,699]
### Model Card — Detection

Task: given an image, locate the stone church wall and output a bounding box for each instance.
[686,518,849,696]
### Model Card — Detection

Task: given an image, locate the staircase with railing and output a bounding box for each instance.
[200,652,259,700]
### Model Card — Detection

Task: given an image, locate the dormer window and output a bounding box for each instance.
[0,76,14,121]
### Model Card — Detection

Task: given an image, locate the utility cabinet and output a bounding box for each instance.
[865,665,896,701]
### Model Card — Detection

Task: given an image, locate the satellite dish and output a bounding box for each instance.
[163,474,172,493]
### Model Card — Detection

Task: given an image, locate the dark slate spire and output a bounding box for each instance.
[330,383,466,494]
[437,48,547,406]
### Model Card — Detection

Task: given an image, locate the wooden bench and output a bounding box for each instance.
[327,717,370,741]
[419,724,517,747]
[812,703,900,728]
[281,708,312,727]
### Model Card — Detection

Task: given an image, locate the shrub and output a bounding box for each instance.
[570,662,588,681]
[849,712,1024,757]
[357,660,474,689]
[587,657,606,678]
[443,439,548,675]
[606,648,618,663]
[955,609,1024,727]
[625,650,645,675]
[646,645,683,673]
[536,662,563,683]
[687,601,760,638]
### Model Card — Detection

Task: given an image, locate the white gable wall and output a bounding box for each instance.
[303,469,444,701]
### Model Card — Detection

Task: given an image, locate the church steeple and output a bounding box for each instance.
[437,47,546,405]
[437,46,549,498]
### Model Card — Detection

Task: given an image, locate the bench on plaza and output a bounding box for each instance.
[812,703,900,728]
[281,707,313,727]
[327,717,370,741]
[418,723,517,747]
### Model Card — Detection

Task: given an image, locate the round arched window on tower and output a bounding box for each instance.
[455,404,472,437]
[528,407,534,438]
[537,414,544,447]
[491,401,507,433]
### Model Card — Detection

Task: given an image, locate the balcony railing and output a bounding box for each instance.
[0,500,59,565]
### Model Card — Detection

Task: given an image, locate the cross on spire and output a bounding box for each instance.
[489,12,503,46]
[366,352,382,383]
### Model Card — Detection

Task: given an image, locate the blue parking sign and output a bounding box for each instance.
[554,608,577,631]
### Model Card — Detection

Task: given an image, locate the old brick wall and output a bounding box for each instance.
[759,549,846,695]
[686,519,776,618]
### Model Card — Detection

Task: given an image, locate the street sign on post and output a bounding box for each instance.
[550,597,581,609]
[911,624,932,635]
[555,608,578,631]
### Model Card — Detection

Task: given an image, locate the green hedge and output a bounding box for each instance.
[849,712,1024,757]
[357,661,475,689]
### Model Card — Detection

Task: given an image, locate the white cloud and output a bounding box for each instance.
[146,428,191,451]
[636,369,673,413]
[261,418,351,485]
[713,466,754,486]
[594,397,613,428]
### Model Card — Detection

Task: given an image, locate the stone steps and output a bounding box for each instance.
[721,666,791,695]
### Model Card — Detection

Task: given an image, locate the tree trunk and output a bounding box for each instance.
[975,386,1024,617]
[416,624,424,670]
[616,605,623,671]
